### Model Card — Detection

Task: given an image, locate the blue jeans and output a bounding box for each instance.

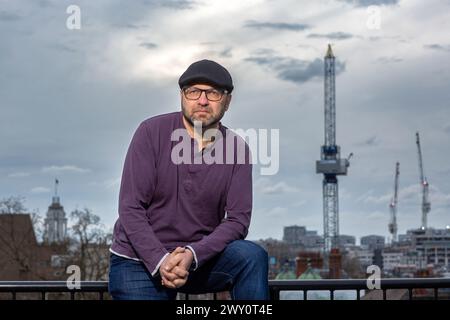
[109,240,269,300]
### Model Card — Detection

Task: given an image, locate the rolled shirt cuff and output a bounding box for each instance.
[185,245,198,271]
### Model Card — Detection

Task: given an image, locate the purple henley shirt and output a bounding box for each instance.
[110,111,252,275]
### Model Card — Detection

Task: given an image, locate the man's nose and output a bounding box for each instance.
[198,91,209,105]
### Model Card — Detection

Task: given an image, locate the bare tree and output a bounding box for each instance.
[0,196,27,214]
[342,253,365,279]
[69,208,112,281]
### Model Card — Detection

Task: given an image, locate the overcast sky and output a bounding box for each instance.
[1,0,449,244]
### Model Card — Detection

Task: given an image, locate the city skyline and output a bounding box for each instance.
[1,0,450,242]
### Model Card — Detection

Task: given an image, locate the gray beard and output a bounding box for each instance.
[182,106,225,129]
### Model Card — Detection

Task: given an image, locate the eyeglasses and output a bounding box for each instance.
[182,87,228,102]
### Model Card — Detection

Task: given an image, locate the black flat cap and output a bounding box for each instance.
[178,59,233,93]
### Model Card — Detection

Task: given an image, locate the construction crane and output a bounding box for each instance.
[416,132,431,230]
[316,45,352,277]
[388,162,399,243]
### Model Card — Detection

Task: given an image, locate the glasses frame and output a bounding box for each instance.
[182,86,228,102]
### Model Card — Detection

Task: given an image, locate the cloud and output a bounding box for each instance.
[429,185,450,208]
[307,32,354,40]
[0,11,21,22]
[8,172,31,178]
[358,184,446,209]
[88,178,121,189]
[149,0,197,10]
[445,124,450,134]
[376,56,403,64]
[366,210,388,220]
[219,47,232,58]
[424,44,450,52]
[357,135,379,147]
[259,206,290,217]
[245,53,346,85]
[244,20,310,32]
[338,0,399,6]
[49,43,78,53]
[41,165,91,174]
[112,23,150,29]
[255,178,301,195]
[140,42,158,50]
[31,187,51,194]
[358,190,391,205]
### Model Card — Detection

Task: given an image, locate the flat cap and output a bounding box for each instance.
[178,59,233,93]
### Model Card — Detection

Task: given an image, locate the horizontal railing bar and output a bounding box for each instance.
[1,278,449,298]
[0,281,108,292]
[268,278,450,291]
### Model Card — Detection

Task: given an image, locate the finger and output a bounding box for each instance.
[161,275,176,288]
[173,247,186,253]
[160,269,180,282]
[172,265,189,279]
[172,278,187,288]
[171,247,185,256]
[164,253,185,272]
[162,278,177,289]
[162,249,185,272]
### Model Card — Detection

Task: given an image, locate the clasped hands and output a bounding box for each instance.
[159,247,194,289]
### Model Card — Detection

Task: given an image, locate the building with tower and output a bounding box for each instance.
[44,179,67,244]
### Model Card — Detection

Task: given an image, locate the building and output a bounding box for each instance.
[410,228,450,268]
[283,225,306,245]
[44,192,67,244]
[0,214,66,281]
[360,235,385,250]
[382,249,404,271]
[282,226,325,250]
[339,235,356,247]
[301,234,324,249]
[296,251,324,277]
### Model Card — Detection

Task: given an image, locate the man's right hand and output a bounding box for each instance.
[159,247,191,289]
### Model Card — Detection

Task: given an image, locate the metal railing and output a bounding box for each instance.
[1,278,449,300]
[269,278,450,300]
[0,281,108,300]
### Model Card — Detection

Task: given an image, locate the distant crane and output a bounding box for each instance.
[316,44,352,255]
[416,132,431,230]
[388,162,399,243]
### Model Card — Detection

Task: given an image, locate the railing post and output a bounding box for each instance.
[270,287,280,300]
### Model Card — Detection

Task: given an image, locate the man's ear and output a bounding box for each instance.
[224,94,232,111]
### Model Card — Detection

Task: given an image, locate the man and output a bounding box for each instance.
[108,59,269,300]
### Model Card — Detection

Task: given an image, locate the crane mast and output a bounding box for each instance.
[316,45,351,254]
[416,132,431,230]
[388,162,399,242]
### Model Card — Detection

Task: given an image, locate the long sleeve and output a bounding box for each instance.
[188,161,252,268]
[118,122,168,274]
